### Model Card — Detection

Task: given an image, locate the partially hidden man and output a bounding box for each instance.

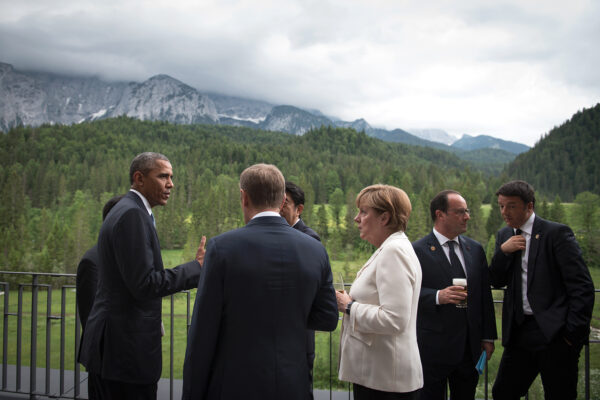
[79,152,206,400]
[280,180,321,400]
[490,180,594,400]
[413,190,496,400]
[182,163,338,400]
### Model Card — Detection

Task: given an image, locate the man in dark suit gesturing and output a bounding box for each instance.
[79,152,205,399]
[413,190,497,400]
[490,180,594,400]
[182,164,338,400]
[280,180,321,399]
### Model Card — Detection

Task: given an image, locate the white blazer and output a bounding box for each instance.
[338,231,423,393]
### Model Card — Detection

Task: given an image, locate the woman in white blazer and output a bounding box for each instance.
[337,184,423,399]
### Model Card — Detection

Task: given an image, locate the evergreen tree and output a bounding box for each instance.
[329,188,345,227]
[485,197,504,239]
[549,195,566,224]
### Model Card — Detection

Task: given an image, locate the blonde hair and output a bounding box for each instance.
[356,184,412,232]
[239,163,285,208]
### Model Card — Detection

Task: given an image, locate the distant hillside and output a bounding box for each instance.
[458,148,516,175]
[506,103,600,200]
[452,134,529,154]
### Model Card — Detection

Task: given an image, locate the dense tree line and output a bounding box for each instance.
[507,103,600,201]
[0,117,598,278]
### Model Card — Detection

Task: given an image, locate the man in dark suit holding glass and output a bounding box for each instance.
[413,190,497,400]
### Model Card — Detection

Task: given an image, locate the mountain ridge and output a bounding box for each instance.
[0,61,528,158]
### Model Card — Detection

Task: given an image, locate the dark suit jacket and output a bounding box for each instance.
[293,218,320,395]
[78,191,201,384]
[294,218,321,242]
[76,245,99,331]
[490,216,594,346]
[413,232,497,366]
[182,216,338,400]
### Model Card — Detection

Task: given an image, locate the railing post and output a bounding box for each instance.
[30,274,38,400]
[74,287,81,400]
[584,343,590,400]
[45,286,52,396]
[170,294,174,400]
[17,285,23,391]
[1,282,8,390]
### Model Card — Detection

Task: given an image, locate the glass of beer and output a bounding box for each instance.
[452,278,467,308]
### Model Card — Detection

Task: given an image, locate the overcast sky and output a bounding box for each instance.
[1,0,599,146]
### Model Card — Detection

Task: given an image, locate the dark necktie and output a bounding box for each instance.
[513,229,524,324]
[150,213,156,227]
[448,241,466,278]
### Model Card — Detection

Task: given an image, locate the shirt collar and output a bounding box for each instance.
[517,212,536,236]
[251,211,282,220]
[130,189,152,216]
[433,227,458,246]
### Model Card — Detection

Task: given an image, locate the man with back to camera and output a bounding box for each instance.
[280,180,321,399]
[78,152,206,400]
[412,190,497,400]
[182,163,338,400]
[490,180,594,400]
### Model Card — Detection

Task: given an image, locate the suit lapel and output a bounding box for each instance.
[526,216,542,290]
[426,232,454,283]
[458,236,474,280]
[128,192,161,250]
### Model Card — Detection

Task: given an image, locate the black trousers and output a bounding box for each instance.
[88,372,157,400]
[492,316,582,400]
[353,383,420,400]
[419,339,479,400]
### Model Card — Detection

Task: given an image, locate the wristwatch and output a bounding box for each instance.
[345,300,355,315]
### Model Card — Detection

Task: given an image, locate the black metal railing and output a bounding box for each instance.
[0,271,597,400]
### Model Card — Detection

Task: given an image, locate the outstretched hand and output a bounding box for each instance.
[195,236,207,266]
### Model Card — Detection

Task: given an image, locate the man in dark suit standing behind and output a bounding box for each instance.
[76,195,123,331]
[490,180,594,400]
[280,180,321,399]
[413,190,497,400]
[182,164,338,400]
[280,181,320,241]
[79,152,206,400]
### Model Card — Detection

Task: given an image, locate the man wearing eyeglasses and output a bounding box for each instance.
[412,190,497,400]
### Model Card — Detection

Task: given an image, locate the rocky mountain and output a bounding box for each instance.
[407,128,458,145]
[0,62,529,161]
[258,105,332,135]
[451,134,529,154]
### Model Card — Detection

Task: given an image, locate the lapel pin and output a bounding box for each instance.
[535,234,540,239]
[430,246,436,251]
